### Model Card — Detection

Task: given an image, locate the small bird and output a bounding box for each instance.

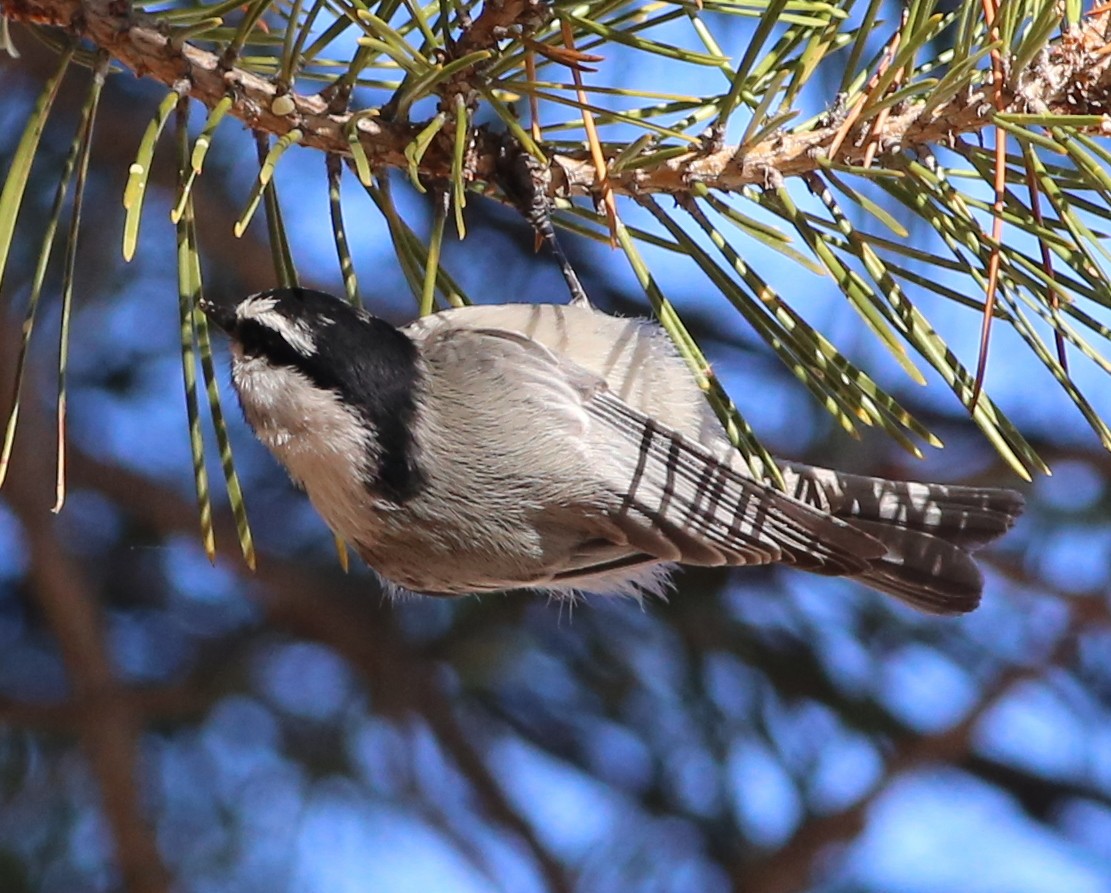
[202,288,1024,615]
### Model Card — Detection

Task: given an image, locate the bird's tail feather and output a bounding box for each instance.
[780,462,1024,614]
[846,519,983,614]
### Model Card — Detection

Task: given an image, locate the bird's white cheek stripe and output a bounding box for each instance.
[237,297,319,356]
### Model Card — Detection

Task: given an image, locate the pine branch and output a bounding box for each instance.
[555,12,1111,196]
[6,0,1111,199]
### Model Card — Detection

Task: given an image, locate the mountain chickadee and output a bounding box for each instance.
[202,288,1023,615]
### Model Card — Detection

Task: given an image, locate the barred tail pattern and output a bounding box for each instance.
[779,462,1025,614]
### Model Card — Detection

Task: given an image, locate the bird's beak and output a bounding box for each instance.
[198,298,238,335]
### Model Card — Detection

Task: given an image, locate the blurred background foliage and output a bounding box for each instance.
[1,0,1111,891]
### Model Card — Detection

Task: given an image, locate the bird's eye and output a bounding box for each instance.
[236,307,318,357]
[235,319,269,357]
[235,318,316,376]
[236,318,291,359]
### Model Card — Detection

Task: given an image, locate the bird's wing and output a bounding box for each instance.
[418,324,885,575]
[585,390,885,573]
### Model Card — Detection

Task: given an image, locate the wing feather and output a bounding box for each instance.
[586,392,886,573]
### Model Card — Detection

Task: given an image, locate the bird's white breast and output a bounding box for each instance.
[231,351,378,540]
